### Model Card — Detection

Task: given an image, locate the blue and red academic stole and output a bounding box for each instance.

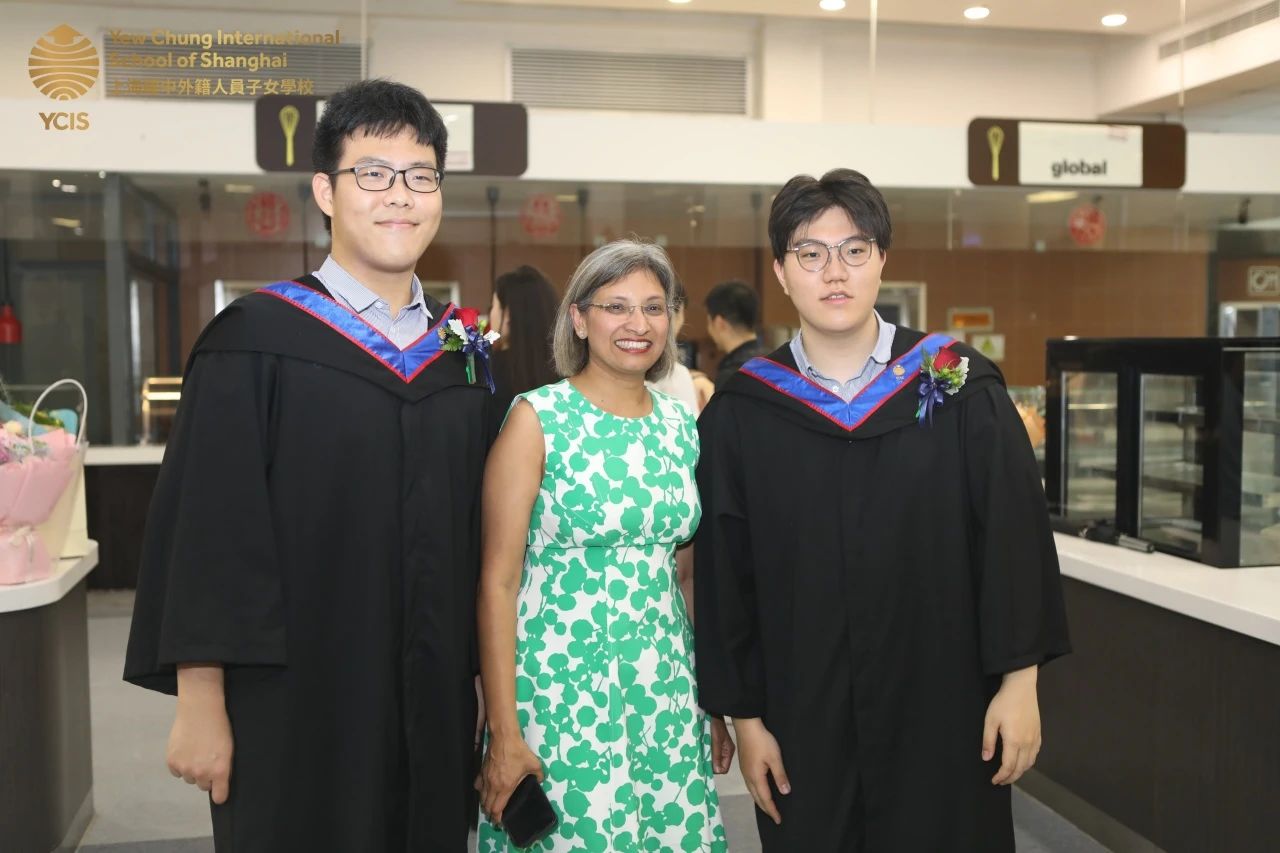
[259,280,451,383]
[740,332,956,432]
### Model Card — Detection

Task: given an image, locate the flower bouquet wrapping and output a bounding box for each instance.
[0,379,88,585]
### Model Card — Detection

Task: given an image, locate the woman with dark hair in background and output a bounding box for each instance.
[489,264,560,396]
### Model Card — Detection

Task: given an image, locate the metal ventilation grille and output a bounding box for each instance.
[101,37,361,99]
[1158,1,1279,59]
[511,48,748,115]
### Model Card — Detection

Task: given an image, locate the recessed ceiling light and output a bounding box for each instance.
[819,0,847,11]
[668,0,692,4]
[1101,13,1127,27]
[1026,190,1079,204]
[51,179,61,188]
[60,184,79,193]
[964,6,990,20]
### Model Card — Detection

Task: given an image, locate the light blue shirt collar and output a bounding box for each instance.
[317,255,431,320]
[791,311,895,384]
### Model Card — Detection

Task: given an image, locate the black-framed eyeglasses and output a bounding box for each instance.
[788,235,877,272]
[329,164,444,194]
[584,302,673,318]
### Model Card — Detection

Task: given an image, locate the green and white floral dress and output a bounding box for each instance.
[479,380,727,853]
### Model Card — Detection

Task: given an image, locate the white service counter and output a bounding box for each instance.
[1036,533,1280,853]
[0,544,101,614]
[85,445,166,466]
[0,544,99,852]
[1053,533,1280,646]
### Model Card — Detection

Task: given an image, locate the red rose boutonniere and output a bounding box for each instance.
[439,307,501,392]
[916,346,969,426]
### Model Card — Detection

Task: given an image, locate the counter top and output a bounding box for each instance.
[85,445,165,466]
[1055,533,1280,647]
[0,543,99,614]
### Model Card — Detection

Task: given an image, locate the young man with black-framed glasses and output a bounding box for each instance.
[127,79,497,852]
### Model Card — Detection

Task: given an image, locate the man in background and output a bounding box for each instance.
[705,279,764,387]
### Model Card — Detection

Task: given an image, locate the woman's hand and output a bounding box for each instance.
[476,400,546,825]
[983,665,1041,786]
[710,715,735,774]
[479,734,544,825]
[734,717,789,825]
[168,664,233,805]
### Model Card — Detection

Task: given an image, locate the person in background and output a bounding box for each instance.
[705,279,764,388]
[488,264,560,397]
[651,278,713,414]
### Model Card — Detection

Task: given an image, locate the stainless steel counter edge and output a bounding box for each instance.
[0,543,100,613]
[1054,533,1280,646]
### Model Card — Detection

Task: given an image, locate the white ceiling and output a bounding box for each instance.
[30,0,1247,35]
[462,0,1243,35]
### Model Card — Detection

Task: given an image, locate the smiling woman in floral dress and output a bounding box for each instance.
[477,239,730,853]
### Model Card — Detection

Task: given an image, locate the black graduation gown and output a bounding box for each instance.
[693,328,1070,852]
[124,275,500,853]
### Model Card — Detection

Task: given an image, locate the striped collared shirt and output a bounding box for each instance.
[790,311,897,402]
[313,255,433,349]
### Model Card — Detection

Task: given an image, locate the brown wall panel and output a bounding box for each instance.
[173,240,1209,389]
[752,248,1206,386]
[1217,256,1280,303]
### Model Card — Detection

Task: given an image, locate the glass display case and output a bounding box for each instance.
[1045,338,1280,568]
[140,376,182,444]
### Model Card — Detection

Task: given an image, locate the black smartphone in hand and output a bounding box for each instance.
[502,774,557,849]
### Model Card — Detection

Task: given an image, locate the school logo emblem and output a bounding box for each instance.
[29,24,100,100]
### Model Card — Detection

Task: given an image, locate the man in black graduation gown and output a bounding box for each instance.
[125,80,498,852]
[694,169,1070,852]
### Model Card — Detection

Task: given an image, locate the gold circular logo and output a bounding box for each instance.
[29,24,100,100]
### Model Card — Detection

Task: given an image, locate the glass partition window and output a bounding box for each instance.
[1139,374,1206,555]
[1241,352,1280,566]
[1062,371,1118,520]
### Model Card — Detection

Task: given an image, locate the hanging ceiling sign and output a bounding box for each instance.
[968,118,1185,190]
[254,97,526,176]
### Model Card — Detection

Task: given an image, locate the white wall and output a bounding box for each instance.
[4,1,1105,121]
[820,24,1101,125]
[1097,0,1280,117]
[2,0,1279,193]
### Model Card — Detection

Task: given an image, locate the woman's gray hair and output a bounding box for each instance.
[552,239,681,381]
